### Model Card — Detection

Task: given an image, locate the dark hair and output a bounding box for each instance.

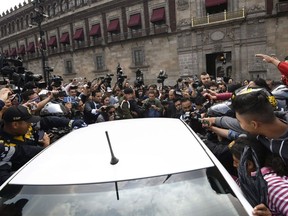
[231,137,288,176]
[253,78,271,91]
[230,137,267,167]
[200,71,208,76]
[227,83,242,93]
[194,95,207,106]
[180,97,191,104]
[21,89,36,102]
[123,88,134,95]
[173,98,181,104]
[206,81,217,89]
[284,56,288,61]
[91,90,101,97]
[101,92,110,103]
[232,90,275,123]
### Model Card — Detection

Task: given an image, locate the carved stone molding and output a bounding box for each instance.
[247,4,265,13]
[210,31,225,41]
[177,0,189,11]
[178,18,191,26]
[227,29,234,40]
[214,43,223,52]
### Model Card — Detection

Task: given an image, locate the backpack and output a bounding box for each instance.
[238,146,268,207]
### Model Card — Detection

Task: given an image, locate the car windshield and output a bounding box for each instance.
[0,167,248,216]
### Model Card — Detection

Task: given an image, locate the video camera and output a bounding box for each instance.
[0,56,43,87]
[98,74,114,87]
[157,70,168,85]
[134,68,144,88]
[50,75,63,88]
[191,75,205,93]
[116,64,127,89]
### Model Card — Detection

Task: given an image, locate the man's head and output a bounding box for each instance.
[123,88,134,100]
[2,105,41,135]
[147,90,156,101]
[232,90,276,135]
[21,90,40,103]
[68,85,78,97]
[207,81,218,92]
[173,98,182,111]
[168,89,175,100]
[181,98,192,113]
[91,90,102,103]
[200,72,211,86]
[230,137,267,173]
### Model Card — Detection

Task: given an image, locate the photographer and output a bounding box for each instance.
[180,98,204,135]
[142,90,163,118]
[96,105,116,123]
[63,86,84,120]
[116,64,128,90]
[21,89,60,114]
[117,88,134,119]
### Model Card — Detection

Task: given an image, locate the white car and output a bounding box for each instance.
[0,118,252,215]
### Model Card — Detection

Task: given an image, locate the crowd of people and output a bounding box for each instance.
[0,53,287,215]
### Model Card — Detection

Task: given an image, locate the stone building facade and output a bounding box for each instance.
[0,0,287,86]
[178,0,288,83]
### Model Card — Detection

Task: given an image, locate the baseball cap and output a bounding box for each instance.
[2,105,41,123]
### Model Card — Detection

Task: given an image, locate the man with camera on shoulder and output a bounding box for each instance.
[142,90,163,118]
[180,98,204,135]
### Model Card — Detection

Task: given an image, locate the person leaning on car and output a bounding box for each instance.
[0,105,50,185]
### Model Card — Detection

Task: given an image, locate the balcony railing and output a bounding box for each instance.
[192,7,245,27]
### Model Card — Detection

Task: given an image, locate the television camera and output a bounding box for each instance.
[116,64,127,89]
[134,68,144,88]
[157,70,168,86]
[98,74,114,88]
[50,74,63,88]
[0,57,43,88]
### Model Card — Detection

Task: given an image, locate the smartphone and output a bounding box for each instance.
[38,130,45,140]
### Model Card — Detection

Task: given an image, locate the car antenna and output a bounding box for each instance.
[105,131,119,165]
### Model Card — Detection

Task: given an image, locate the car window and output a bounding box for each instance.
[0,167,248,216]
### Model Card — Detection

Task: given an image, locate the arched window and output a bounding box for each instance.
[53,2,58,16]
[4,25,7,36]
[20,17,24,30]
[61,0,67,11]
[12,21,15,33]
[46,5,51,17]
[8,23,11,34]
[30,12,34,20]
[26,15,29,27]
[76,0,81,6]
[16,19,20,31]
[69,0,74,8]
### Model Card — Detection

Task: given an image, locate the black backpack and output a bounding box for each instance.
[238,146,268,207]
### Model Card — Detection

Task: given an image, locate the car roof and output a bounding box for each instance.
[9,118,214,185]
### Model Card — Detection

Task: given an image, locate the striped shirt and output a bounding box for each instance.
[262,167,288,216]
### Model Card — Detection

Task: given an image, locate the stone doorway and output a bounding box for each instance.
[206,51,232,82]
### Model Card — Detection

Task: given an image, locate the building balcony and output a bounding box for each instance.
[277,1,288,13]
[192,8,245,27]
